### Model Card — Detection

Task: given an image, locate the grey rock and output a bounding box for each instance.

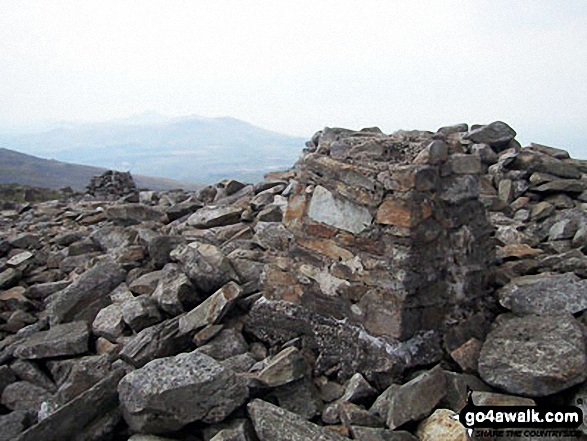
[252,222,293,251]
[147,235,186,268]
[90,226,136,251]
[471,143,498,164]
[220,353,257,373]
[530,201,555,220]
[68,238,99,256]
[0,411,34,441]
[440,371,492,413]
[8,233,41,250]
[49,355,111,406]
[498,272,587,315]
[7,250,34,267]
[386,365,446,430]
[535,179,587,193]
[10,359,57,392]
[339,401,383,428]
[341,373,378,403]
[439,175,479,204]
[187,205,244,228]
[128,270,165,295]
[120,295,162,332]
[351,427,417,441]
[464,121,516,147]
[209,420,256,441]
[118,315,192,368]
[118,350,248,433]
[478,314,587,396]
[198,328,248,361]
[573,225,587,248]
[0,364,17,395]
[308,185,373,234]
[247,398,349,441]
[54,231,83,246]
[25,280,70,300]
[528,142,570,159]
[164,200,203,222]
[1,380,51,411]
[179,282,243,334]
[447,153,482,175]
[273,378,322,420]
[13,321,89,359]
[13,369,124,441]
[414,140,448,165]
[0,268,21,289]
[246,299,440,386]
[437,123,468,135]
[46,259,126,325]
[151,269,199,316]
[471,391,535,406]
[172,242,240,294]
[105,204,167,224]
[549,219,578,240]
[92,303,125,341]
[256,347,308,387]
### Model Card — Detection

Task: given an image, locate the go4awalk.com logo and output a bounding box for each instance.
[451,389,584,439]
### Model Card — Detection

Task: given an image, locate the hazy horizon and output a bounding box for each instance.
[1,1,587,156]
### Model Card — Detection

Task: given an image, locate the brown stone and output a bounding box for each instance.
[450,338,482,373]
[375,198,431,228]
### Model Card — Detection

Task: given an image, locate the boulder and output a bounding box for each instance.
[118,315,193,368]
[120,295,162,332]
[478,314,587,396]
[118,350,248,433]
[256,347,308,387]
[464,121,516,148]
[92,304,125,341]
[46,260,126,325]
[498,272,587,315]
[151,269,199,316]
[2,380,52,411]
[13,369,124,441]
[247,399,349,441]
[105,204,166,225]
[386,365,446,430]
[179,282,243,334]
[13,321,89,359]
[187,205,244,228]
[172,242,240,294]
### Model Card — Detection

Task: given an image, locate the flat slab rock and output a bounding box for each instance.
[46,260,126,325]
[118,349,249,434]
[498,272,587,315]
[248,399,349,441]
[13,321,89,359]
[478,314,587,397]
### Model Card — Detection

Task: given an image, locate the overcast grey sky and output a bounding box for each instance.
[1,1,586,152]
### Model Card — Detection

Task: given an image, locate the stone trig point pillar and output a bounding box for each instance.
[266,126,495,341]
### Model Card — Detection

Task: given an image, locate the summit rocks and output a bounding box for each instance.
[1,121,587,439]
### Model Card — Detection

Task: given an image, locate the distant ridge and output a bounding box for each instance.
[0,147,202,191]
[0,115,306,184]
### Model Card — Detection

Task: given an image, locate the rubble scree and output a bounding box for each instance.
[1,120,587,440]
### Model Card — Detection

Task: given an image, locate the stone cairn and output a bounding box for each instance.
[0,121,587,440]
[86,171,138,201]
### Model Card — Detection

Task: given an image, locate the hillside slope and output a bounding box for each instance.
[0,147,201,191]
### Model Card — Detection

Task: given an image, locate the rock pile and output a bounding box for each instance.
[87,171,138,201]
[0,121,586,440]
